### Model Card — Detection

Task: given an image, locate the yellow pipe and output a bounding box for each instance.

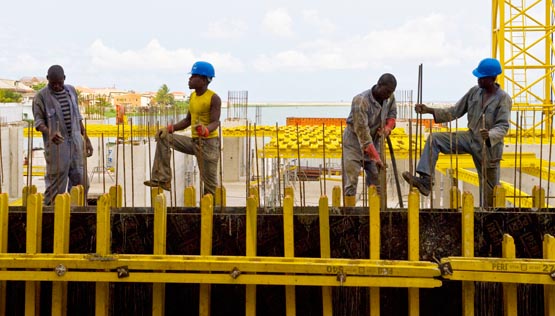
[543,235,555,315]
[318,196,333,316]
[0,194,8,315]
[502,234,517,316]
[25,194,42,316]
[184,186,196,207]
[461,192,475,316]
[52,194,70,316]
[246,196,257,316]
[369,186,380,315]
[283,195,296,316]
[95,194,111,316]
[199,194,213,316]
[408,189,420,316]
[153,194,167,316]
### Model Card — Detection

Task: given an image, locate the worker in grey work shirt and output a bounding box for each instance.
[33,65,93,206]
[402,58,512,208]
[342,73,397,206]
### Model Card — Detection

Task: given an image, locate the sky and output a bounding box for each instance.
[0,0,491,103]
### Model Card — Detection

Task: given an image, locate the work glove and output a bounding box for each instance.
[364,143,384,169]
[378,118,396,137]
[195,124,210,138]
[84,135,93,157]
[155,125,174,142]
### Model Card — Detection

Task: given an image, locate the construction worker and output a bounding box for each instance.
[32,65,93,206]
[144,61,221,196]
[402,57,512,208]
[342,73,397,206]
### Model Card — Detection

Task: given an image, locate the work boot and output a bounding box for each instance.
[344,195,357,207]
[144,180,171,191]
[402,172,432,196]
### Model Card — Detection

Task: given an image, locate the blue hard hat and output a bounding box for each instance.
[190,61,215,78]
[472,58,502,78]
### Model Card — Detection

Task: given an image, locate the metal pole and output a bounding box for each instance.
[387,136,404,208]
[129,119,135,208]
[296,124,303,206]
[254,123,261,207]
[481,114,487,210]
[276,122,281,207]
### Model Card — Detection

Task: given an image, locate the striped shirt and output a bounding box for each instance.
[53,90,72,136]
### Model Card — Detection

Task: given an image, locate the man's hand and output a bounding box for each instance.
[195,124,209,137]
[155,125,174,142]
[378,118,396,137]
[364,143,384,169]
[479,128,489,141]
[415,103,433,115]
[85,135,93,157]
[50,131,64,145]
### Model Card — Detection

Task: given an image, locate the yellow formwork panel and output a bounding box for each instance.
[0,254,441,281]
[440,257,555,285]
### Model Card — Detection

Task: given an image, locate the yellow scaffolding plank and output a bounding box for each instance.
[0,271,441,288]
[437,168,534,208]
[0,254,440,278]
[440,257,555,285]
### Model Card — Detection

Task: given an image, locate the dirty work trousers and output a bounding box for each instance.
[416,131,500,208]
[44,138,88,206]
[342,126,381,197]
[151,134,220,196]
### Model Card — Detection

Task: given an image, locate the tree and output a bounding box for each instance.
[154,84,175,106]
[0,90,22,103]
[31,82,46,91]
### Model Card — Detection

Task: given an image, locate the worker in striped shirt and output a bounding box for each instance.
[32,65,93,206]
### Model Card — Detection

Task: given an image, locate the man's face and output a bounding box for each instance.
[477,76,495,89]
[188,74,206,89]
[47,75,65,92]
[374,84,395,100]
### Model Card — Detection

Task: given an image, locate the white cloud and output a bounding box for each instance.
[302,10,336,34]
[88,39,245,73]
[204,18,248,39]
[263,8,294,38]
[253,14,484,72]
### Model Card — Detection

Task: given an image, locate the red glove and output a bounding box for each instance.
[364,143,384,168]
[196,125,209,137]
[167,124,174,133]
[384,118,395,136]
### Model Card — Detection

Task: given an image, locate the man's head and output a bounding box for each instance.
[473,58,502,89]
[188,61,215,90]
[373,73,397,101]
[47,65,66,92]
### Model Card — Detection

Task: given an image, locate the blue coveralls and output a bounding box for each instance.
[32,85,87,206]
[417,84,512,207]
[342,88,397,196]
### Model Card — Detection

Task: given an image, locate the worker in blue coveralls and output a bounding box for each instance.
[33,65,93,206]
[402,58,512,208]
[342,73,397,206]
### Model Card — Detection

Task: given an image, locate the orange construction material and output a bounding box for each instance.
[286,117,347,126]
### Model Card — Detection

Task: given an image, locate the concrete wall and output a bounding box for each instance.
[0,124,26,200]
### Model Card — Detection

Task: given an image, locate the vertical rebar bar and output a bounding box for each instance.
[276,123,281,207]
[130,119,135,208]
[254,123,260,208]
[296,124,303,206]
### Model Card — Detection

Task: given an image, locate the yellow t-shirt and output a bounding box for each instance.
[190,89,217,138]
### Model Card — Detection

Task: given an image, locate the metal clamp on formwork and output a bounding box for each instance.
[439,262,452,276]
[116,266,129,278]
